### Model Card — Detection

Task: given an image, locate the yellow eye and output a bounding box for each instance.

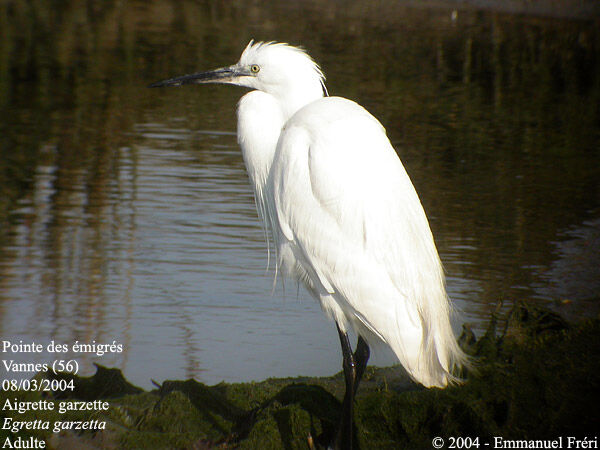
[250,64,260,74]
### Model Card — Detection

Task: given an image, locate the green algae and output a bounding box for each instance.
[1,302,598,449]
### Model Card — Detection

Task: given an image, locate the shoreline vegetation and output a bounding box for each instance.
[1,301,598,449]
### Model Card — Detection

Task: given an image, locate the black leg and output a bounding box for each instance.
[334,325,355,450]
[331,324,370,450]
[353,336,370,395]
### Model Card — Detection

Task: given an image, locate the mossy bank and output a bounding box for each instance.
[1,301,598,449]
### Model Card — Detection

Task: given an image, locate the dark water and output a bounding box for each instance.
[1,1,599,387]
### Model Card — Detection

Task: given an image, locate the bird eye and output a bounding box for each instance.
[250,64,260,74]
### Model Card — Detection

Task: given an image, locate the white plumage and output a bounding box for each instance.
[236,41,466,388]
[151,40,468,389]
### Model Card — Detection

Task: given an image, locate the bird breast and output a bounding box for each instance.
[237,90,286,189]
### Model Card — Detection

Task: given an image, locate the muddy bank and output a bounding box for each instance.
[1,301,598,449]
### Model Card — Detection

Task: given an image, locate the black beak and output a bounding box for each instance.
[148,66,239,88]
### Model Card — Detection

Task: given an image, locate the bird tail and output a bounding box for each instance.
[420,298,471,388]
[411,273,471,388]
[387,260,472,388]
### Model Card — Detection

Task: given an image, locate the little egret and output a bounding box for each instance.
[150,40,468,448]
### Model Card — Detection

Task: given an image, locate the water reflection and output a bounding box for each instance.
[0,1,598,387]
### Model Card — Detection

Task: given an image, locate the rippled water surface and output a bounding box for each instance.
[1,1,599,387]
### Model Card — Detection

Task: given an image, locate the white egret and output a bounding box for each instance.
[150,40,468,449]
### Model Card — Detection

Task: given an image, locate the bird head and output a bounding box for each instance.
[150,40,327,118]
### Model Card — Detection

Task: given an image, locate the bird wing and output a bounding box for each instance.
[268,97,456,386]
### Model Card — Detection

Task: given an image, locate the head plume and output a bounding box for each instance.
[239,40,328,97]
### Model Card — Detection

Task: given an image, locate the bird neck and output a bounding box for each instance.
[275,79,325,122]
[236,79,324,189]
[237,91,286,190]
[279,94,320,121]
